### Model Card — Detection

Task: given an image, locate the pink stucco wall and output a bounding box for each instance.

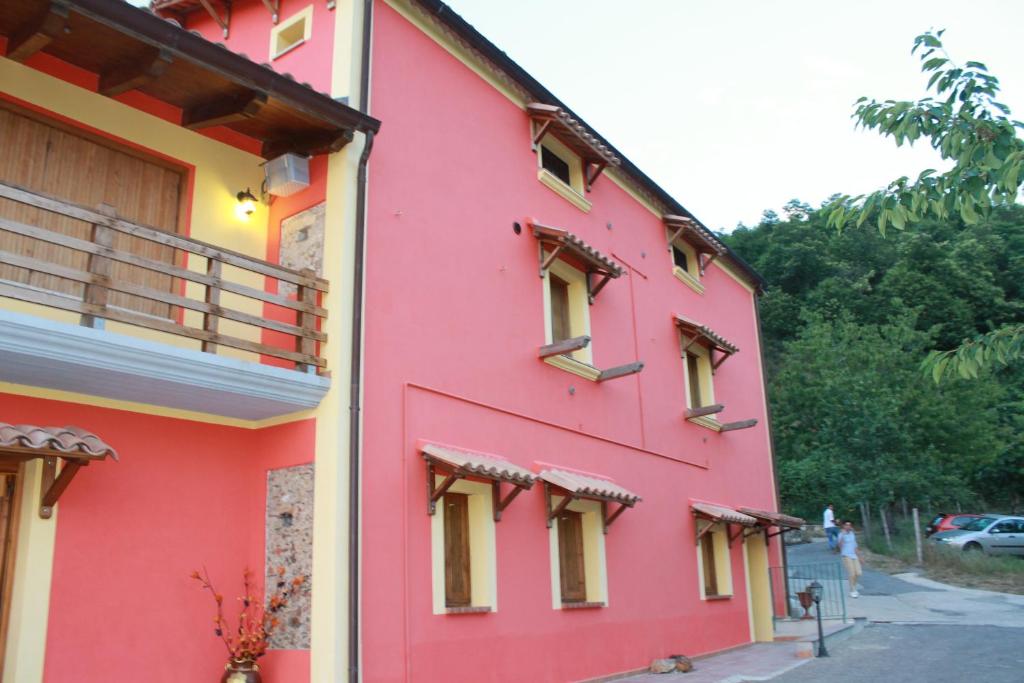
[179,0,336,95]
[0,393,314,682]
[361,3,780,682]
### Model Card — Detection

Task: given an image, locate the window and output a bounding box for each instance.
[541,146,572,186]
[443,493,472,607]
[547,496,607,608]
[697,523,732,599]
[270,6,313,59]
[684,345,715,411]
[700,529,718,596]
[430,478,496,613]
[557,510,587,602]
[542,258,596,379]
[669,232,704,294]
[548,274,572,344]
[535,135,591,212]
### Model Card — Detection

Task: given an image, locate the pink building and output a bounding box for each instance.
[0,1,798,681]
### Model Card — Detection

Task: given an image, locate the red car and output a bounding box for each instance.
[926,513,984,536]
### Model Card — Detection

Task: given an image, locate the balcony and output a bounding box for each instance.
[0,181,331,420]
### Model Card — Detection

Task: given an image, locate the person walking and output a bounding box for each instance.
[823,503,839,550]
[838,520,863,598]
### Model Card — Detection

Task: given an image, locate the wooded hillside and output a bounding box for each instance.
[723,201,1024,521]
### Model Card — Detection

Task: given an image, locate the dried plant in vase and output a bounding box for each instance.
[191,566,306,683]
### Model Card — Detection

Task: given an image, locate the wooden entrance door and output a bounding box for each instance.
[0,104,184,318]
[0,463,22,676]
[558,509,587,602]
[443,492,471,607]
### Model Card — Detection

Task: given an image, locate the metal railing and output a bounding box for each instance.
[0,181,328,372]
[769,561,848,622]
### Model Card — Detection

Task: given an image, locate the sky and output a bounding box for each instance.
[441,0,1024,231]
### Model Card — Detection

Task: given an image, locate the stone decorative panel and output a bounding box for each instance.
[266,463,314,650]
[278,203,325,297]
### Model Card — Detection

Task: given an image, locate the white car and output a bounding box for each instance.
[930,515,1024,556]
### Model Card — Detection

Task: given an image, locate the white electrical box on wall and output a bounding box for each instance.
[264,153,310,197]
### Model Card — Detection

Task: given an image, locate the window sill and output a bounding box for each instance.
[544,354,601,381]
[561,601,606,609]
[538,169,592,213]
[446,606,493,614]
[673,266,705,295]
[687,414,722,432]
[703,594,732,601]
[272,38,307,60]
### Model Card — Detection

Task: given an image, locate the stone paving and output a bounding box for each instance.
[615,643,809,683]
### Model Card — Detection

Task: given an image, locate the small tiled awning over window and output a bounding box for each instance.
[421,442,536,521]
[664,214,726,274]
[539,468,640,533]
[739,507,805,540]
[0,423,118,519]
[691,502,757,546]
[527,103,621,189]
[531,221,623,294]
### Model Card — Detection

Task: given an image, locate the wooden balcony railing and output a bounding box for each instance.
[0,182,328,372]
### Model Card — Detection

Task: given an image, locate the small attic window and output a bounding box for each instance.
[271,7,313,59]
[541,146,572,186]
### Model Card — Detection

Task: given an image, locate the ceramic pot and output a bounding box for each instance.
[221,658,262,683]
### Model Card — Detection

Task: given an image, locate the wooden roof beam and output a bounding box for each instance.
[262,129,354,159]
[183,90,268,130]
[198,0,230,38]
[720,419,758,432]
[597,361,644,382]
[685,404,724,419]
[6,1,69,62]
[98,48,174,97]
[539,335,591,359]
[260,0,281,23]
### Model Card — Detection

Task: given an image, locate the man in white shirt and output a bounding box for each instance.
[823,504,838,550]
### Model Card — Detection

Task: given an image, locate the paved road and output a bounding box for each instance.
[785,538,938,596]
[763,623,1024,683]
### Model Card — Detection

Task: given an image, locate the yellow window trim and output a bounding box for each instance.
[689,415,723,432]
[548,496,608,609]
[429,477,498,615]
[538,169,593,213]
[544,354,601,381]
[696,522,733,600]
[673,266,705,295]
[270,5,314,60]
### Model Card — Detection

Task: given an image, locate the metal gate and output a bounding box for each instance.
[769,561,847,622]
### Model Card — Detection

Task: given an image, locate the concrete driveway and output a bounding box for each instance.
[786,539,1024,627]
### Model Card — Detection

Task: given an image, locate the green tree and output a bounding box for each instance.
[824,30,1024,380]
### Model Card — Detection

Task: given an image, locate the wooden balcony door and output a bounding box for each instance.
[0,464,22,677]
[0,103,185,318]
[558,509,587,603]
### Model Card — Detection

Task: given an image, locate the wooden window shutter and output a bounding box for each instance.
[443,492,472,608]
[558,509,587,603]
[701,531,718,596]
[549,274,572,344]
[687,354,702,408]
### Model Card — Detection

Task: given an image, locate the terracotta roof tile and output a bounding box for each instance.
[531,222,623,278]
[675,315,739,355]
[0,423,118,460]
[691,502,756,527]
[421,442,536,487]
[739,507,805,529]
[539,468,640,506]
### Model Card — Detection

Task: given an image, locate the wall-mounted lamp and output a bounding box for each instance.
[236,188,258,220]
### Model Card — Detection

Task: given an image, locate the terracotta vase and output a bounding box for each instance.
[797,591,814,620]
[221,658,262,683]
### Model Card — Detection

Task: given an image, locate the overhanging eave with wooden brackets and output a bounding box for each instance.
[421,442,537,521]
[0,0,380,160]
[664,214,727,275]
[675,314,739,374]
[540,469,640,534]
[527,103,621,191]
[531,221,622,304]
[691,502,757,546]
[0,424,118,519]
